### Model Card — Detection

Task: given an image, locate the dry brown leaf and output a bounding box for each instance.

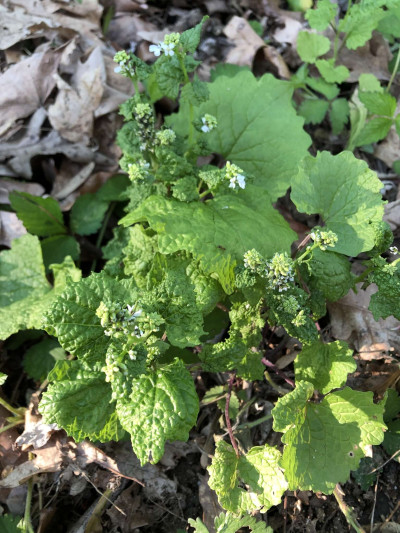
[224,16,290,78]
[338,32,391,83]
[107,15,159,48]
[49,47,105,143]
[272,13,303,46]
[0,5,58,50]
[0,178,44,204]
[328,283,400,360]
[384,199,400,233]
[0,212,27,247]
[0,49,61,136]
[198,473,223,533]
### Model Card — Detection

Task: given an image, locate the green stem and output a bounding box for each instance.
[91,202,116,272]
[177,52,195,147]
[236,413,272,430]
[131,76,141,100]
[199,188,212,199]
[24,474,35,533]
[387,46,400,93]
[0,396,24,418]
[294,242,319,266]
[0,419,24,434]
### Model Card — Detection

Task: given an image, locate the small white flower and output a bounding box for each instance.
[236,174,246,189]
[114,66,122,73]
[201,117,210,133]
[149,43,163,57]
[161,42,175,56]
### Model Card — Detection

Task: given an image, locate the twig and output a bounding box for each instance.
[261,357,295,388]
[23,454,35,533]
[369,449,400,473]
[225,373,240,457]
[333,484,366,533]
[370,474,379,533]
[380,499,400,530]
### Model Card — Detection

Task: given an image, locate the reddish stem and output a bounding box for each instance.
[261,357,295,388]
[225,374,240,457]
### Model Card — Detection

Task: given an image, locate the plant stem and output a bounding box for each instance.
[91,202,116,272]
[24,468,35,533]
[333,484,366,533]
[225,374,240,457]
[261,357,295,388]
[177,52,195,147]
[236,413,272,430]
[387,46,400,93]
[0,396,24,417]
[0,419,24,434]
[199,188,212,199]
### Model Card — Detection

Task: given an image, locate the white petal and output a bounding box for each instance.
[237,174,246,189]
[201,125,210,132]
[114,66,122,73]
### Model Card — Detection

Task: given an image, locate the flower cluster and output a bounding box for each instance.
[127,159,150,182]
[243,249,264,273]
[113,50,135,77]
[134,103,155,152]
[390,246,399,255]
[96,301,144,340]
[309,228,338,251]
[225,161,246,190]
[149,32,180,57]
[201,114,217,133]
[156,128,176,146]
[265,252,295,292]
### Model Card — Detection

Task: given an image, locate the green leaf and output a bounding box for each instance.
[395,114,400,137]
[368,260,400,321]
[272,383,386,493]
[338,3,385,50]
[43,272,135,363]
[179,16,208,53]
[300,248,354,301]
[41,235,80,270]
[196,71,311,201]
[70,194,109,236]
[40,359,124,442]
[306,76,339,100]
[305,0,338,30]
[0,515,22,533]
[0,372,7,385]
[210,63,251,81]
[181,77,209,106]
[121,186,296,294]
[383,389,400,423]
[316,60,349,84]
[358,74,383,93]
[378,4,400,39]
[0,234,51,339]
[154,56,184,100]
[329,98,349,134]
[291,151,384,256]
[190,512,273,533]
[296,31,330,64]
[294,341,356,394]
[352,457,378,490]
[208,441,288,513]
[298,99,329,124]
[354,117,393,147]
[96,174,131,202]
[23,337,66,381]
[116,359,199,464]
[9,192,66,237]
[359,92,397,117]
[383,419,400,458]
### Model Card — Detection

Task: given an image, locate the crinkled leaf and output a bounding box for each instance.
[305,0,338,30]
[154,56,184,100]
[273,383,386,493]
[298,99,329,124]
[316,60,349,84]
[116,359,199,464]
[43,272,135,363]
[179,16,208,53]
[41,235,80,270]
[40,359,124,442]
[0,235,52,339]
[368,262,400,320]
[121,186,296,293]
[300,248,354,301]
[9,191,66,237]
[70,193,109,236]
[359,92,397,117]
[329,98,349,134]
[190,512,272,533]
[294,341,356,394]
[291,151,384,256]
[208,441,288,513]
[296,32,330,63]
[196,71,311,200]
[23,337,66,382]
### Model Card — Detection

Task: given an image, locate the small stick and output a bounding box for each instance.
[225,373,240,457]
[370,474,379,533]
[333,484,366,533]
[261,357,295,388]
